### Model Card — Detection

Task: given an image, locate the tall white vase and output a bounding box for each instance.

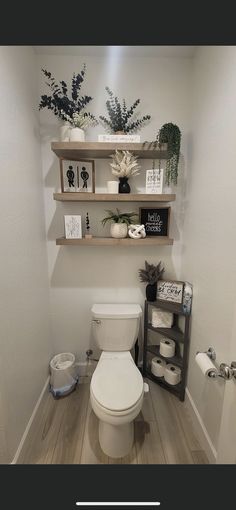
[69,127,85,142]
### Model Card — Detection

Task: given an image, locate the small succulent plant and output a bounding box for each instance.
[101,208,138,226]
[139,260,165,285]
[110,150,140,178]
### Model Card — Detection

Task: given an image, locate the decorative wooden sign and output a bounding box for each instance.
[139,207,170,236]
[60,157,95,193]
[157,279,184,304]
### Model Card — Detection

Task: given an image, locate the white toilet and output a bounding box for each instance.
[90,303,144,458]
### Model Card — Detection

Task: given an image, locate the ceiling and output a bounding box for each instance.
[34,46,197,58]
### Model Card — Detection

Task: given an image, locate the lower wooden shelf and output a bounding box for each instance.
[56,236,174,246]
[145,368,183,397]
[147,344,183,368]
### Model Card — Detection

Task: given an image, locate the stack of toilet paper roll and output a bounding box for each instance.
[160,338,175,357]
[151,356,166,377]
[151,308,174,328]
[164,364,181,385]
[151,356,181,385]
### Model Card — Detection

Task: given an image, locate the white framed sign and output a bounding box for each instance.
[64,215,82,239]
[157,279,184,304]
[146,168,163,194]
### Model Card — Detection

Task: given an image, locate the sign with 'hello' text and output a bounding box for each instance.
[139,207,170,237]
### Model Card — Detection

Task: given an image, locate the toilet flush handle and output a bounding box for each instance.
[143,382,149,393]
[92,319,101,324]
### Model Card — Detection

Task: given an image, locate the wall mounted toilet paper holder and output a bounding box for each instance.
[197,347,236,380]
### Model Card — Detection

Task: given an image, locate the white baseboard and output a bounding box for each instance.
[11,376,50,464]
[185,388,217,464]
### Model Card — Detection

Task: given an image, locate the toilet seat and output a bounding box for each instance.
[91,351,144,412]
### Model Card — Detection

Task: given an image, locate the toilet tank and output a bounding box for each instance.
[91,304,142,351]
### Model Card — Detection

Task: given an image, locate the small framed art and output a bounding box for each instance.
[157,279,184,304]
[64,215,82,239]
[145,168,164,194]
[139,206,170,236]
[60,158,95,193]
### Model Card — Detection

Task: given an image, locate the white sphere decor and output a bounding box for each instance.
[110,223,128,239]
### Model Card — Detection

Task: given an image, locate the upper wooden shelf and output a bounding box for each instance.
[53,192,176,202]
[51,142,168,160]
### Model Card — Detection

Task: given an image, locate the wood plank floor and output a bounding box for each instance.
[17,378,209,464]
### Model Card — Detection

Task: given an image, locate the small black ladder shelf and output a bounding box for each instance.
[142,299,191,401]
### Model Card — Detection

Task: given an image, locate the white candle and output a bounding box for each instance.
[107,180,119,193]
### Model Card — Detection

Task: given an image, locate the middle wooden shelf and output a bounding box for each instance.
[56,236,174,246]
[53,193,176,202]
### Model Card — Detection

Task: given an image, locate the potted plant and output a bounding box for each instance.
[101,209,138,238]
[109,150,140,193]
[138,260,165,302]
[39,64,98,141]
[143,122,181,186]
[99,87,151,134]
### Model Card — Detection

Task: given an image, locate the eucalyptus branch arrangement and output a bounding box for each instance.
[99,87,151,133]
[110,150,141,178]
[39,64,98,128]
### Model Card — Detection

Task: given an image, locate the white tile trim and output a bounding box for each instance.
[185,388,217,464]
[11,376,50,464]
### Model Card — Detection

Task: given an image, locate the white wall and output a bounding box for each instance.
[38,53,192,361]
[0,46,52,462]
[181,46,236,452]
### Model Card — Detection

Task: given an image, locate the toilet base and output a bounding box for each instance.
[99,419,134,458]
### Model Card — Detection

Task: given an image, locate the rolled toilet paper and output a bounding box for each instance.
[164,364,181,385]
[151,308,174,328]
[151,356,166,377]
[160,338,175,358]
[195,352,218,377]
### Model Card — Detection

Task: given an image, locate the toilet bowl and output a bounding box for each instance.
[90,351,144,458]
[90,303,143,458]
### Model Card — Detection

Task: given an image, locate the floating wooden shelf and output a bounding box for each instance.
[56,237,174,246]
[53,192,176,202]
[51,141,168,160]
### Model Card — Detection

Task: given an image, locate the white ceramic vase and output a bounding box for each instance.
[110,223,128,239]
[59,122,71,141]
[69,127,85,142]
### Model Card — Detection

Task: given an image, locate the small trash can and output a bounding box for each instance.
[49,352,78,398]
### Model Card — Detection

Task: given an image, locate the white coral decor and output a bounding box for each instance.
[110,150,140,178]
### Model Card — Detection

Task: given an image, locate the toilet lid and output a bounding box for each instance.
[91,358,143,412]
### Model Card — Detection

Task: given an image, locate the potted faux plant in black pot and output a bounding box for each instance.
[109,150,140,193]
[102,209,138,238]
[139,260,165,302]
[99,86,151,135]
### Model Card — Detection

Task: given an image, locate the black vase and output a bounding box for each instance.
[119,177,130,193]
[146,282,157,302]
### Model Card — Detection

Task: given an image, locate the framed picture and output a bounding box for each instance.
[60,158,95,193]
[139,206,170,236]
[64,215,82,239]
[157,279,184,304]
[146,168,164,194]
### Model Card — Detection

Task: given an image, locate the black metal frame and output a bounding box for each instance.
[142,299,191,401]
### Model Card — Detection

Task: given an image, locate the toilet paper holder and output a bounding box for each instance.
[197,347,236,380]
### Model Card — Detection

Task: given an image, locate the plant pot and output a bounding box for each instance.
[110,223,128,239]
[115,131,125,135]
[119,177,130,194]
[69,127,85,142]
[59,122,71,142]
[146,282,157,302]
